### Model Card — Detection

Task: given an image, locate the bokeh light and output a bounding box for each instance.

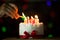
[48,34,53,38]
[46,1,52,7]
[1,26,7,32]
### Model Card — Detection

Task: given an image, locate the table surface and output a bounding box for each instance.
[2,37,60,40]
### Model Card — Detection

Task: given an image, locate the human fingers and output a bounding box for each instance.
[0,4,5,17]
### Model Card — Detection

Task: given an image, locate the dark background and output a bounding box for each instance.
[0,0,60,39]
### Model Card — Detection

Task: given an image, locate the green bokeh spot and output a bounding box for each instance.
[48,22,53,28]
[2,26,7,32]
[48,34,53,38]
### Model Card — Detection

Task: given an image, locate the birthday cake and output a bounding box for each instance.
[19,13,44,38]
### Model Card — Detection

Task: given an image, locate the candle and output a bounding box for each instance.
[27,16,30,24]
[24,18,27,24]
[30,16,35,25]
[22,12,26,20]
[34,15,39,24]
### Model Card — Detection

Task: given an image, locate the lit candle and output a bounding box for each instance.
[27,16,30,24]
[22,12,26,20]
[30,16,35,25]
[24,18,27,24]
[34,15,39,24]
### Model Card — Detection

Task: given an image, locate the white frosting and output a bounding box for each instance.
[19,22,44,35]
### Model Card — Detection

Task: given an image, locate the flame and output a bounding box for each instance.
[35,15,38,19]
[27,16,29,19]
[31,16,34,19]
[21,12,27,21]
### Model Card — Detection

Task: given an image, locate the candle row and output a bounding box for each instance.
[21,12,40,25]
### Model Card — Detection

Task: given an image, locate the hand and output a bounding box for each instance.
[0,4,5,17]
[0,3,22,19]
